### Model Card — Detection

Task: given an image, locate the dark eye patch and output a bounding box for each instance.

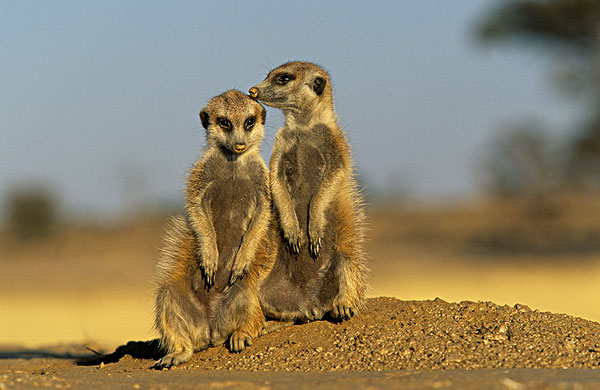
[274,73,295,85]
[244,116,256,131]
[217,118,232,131]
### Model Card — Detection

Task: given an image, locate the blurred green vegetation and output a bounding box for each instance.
[479,0,600,194]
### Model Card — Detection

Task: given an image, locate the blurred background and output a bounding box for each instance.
[2,0,600,349]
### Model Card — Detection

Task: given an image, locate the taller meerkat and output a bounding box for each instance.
[249,61,367,322]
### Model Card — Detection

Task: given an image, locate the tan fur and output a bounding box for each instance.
[153,90,274,368]
[250,62,368,323]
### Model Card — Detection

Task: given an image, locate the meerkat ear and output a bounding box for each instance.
[313,76,326,96]
[199,110,210,129]
[259,105,266,125]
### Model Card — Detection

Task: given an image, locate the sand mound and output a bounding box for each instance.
[88,297,600,371]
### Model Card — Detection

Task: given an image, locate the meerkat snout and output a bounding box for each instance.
[234,143,246,154]
[248,87,258,99]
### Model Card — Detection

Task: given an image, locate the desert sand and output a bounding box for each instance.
[2,200,600,388]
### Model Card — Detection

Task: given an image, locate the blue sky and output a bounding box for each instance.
[0,1,580,217]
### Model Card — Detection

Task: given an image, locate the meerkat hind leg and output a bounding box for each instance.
[214,282,265,353]
[154,284,210,368]
[260,320,295,335]
[330,304,355,321]
[153,347,193,369]
[229,330,254,353]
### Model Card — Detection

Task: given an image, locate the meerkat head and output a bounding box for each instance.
[199,90,266,157]
[249,61,333,121]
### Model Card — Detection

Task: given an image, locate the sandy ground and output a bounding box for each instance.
[2,298,600,389]
[3,362,600,390]
[1,200,600,387]
[2,203,600,348]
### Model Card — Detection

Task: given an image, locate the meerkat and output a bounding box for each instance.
[153,90,273,368]
[248,61,368,324]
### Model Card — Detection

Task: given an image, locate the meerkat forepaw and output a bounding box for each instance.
[309,236,322,259]
[198,247,218,288]
[200,261,217,288]
[287,238,301,255]
[308,223,323,259]
[284,229,302,255]
[281,216,302,254]
[229,331,253,353]
[228,262,248,286]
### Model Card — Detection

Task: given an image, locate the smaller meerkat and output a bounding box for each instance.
[249,61,368,324]
[154,90,273,368]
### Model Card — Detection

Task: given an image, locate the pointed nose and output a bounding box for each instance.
[248,87,258,99]
[233,143,246,154]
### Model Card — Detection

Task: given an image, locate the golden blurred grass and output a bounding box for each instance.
[1,196,599,348]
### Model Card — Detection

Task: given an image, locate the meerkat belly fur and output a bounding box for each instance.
[154,90,274,368]
[249,61,368,323]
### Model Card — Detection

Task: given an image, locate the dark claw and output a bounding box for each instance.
[228,275,237,286]
[344,307,351,320]
[228,270,237,286]
[228,267,247,286]
[311,308,323,321]
[309,237,322,259]
[205,271,214,289]
[287,239,301,255]
[344,306,354,320]
[332,305,354,321]
[229,335,250,353]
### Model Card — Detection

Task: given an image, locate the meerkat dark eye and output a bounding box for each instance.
[244,116,256,131]
[217,118,232,131]
[275,73,294,85]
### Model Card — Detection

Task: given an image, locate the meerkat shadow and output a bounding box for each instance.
[76,339,164,366]
[0,348,94,361]
[321,314,346,324]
